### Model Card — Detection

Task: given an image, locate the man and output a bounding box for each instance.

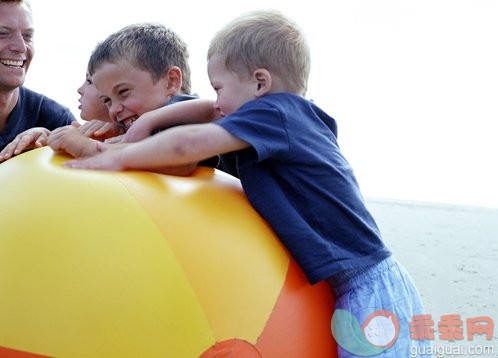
[0,0,75,161]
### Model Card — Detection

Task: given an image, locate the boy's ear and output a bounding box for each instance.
[253,69,272,97]
[164,66,183,95]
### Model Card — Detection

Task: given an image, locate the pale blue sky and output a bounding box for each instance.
[26,0,498,208]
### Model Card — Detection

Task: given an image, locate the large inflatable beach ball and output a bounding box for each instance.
[0,147,336,357]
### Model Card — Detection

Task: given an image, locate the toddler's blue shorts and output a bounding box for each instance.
[328,256,433,357]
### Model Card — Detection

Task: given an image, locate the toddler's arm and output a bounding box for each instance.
[64,122,249,174]
[124,99,217,143]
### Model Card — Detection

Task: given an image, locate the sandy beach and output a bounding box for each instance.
[366,198,498,356]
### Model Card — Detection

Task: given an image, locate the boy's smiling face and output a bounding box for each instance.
[92,59,175,130]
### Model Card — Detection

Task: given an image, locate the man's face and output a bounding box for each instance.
[0,2,34,91]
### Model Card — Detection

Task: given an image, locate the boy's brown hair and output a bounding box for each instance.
[88,23,192,94]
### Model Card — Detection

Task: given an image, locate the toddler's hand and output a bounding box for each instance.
[79,119,125,141]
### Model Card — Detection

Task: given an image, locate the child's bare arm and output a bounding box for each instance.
[123,99,218,143]
[65,123,249,173]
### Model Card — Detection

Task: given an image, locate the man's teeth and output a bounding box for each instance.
[1,59,24,67]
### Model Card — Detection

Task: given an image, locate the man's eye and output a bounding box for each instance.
[23,33,34,42]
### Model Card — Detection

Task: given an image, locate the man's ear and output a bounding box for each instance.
[164,66,183,95]
[253,69,272,97]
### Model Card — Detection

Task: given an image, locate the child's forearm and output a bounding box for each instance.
[148,98,218,130]
[65,123,249,173]
[120,126,203,170]
[120,123,236,171]
[124,99,218,143]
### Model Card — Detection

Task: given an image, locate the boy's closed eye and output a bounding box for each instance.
[118,88,130,98]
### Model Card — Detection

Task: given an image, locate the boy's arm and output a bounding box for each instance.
[123,99,218,143]
[65,122,249,173]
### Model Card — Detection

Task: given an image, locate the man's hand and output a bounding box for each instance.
[0,127,50,163]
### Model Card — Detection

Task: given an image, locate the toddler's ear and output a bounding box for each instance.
[254,69,272,97]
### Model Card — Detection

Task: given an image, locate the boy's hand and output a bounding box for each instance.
[0,127,51,163]
[104,134,125,144]
[48,125,101,158]
[78,119,125,141]
[64,146,125,171]
[65,147,198,176]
